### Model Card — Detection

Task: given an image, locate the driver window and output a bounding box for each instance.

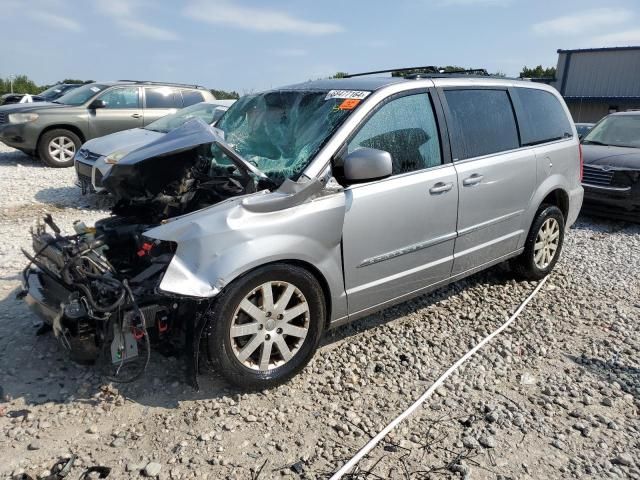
[98,87,140,109]
[348,93,442,175]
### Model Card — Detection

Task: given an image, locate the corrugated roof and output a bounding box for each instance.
[556,48,640,98]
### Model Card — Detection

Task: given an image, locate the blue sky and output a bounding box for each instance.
[1,0,639,93]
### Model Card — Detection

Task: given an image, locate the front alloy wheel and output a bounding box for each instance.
[48,136,76,164]
[230,281,310,371]
[38,128,82,167]
[206,264,325,390]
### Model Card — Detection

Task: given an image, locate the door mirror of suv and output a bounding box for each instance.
[343,147,393,183]
[89,99,106,109]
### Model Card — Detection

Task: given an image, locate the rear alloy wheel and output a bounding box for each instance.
[38,129,81,167]
[512,205,565,280]
[533,217,560,269]
[206,264,325,390]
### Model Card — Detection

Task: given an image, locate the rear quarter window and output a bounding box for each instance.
[514,88,573,145]
[145,87,182,108]
[444,89,520,160]
[181,90,205,107]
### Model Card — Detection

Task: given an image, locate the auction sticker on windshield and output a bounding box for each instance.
[325,90,371,100]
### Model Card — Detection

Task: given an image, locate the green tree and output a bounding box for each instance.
[210,88,239,100]
[331,72,349,78]
[520,65,556,79]
[0,74,40,95]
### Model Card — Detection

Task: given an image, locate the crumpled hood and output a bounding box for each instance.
[582,145,640,170]
[101,118,221,199]
[82,128,164,157]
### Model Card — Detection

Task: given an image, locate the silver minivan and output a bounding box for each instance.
[22,75,583,390]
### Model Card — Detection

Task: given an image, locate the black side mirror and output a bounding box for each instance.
[342,147,393,183]
[89,99,106,109]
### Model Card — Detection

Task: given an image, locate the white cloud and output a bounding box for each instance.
[29,11,82,32]
[592,29,640,46]
[183,0,344,35]
[94,0,178,41]
[533,8,633,36]
[117,18,179,41]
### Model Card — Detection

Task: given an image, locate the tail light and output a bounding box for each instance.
[578,143,584,182]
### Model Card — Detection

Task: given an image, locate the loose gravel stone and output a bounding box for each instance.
[143,462,162,477]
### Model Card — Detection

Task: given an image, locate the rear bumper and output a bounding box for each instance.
[566,185,584,229]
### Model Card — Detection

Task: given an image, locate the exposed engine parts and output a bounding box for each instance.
[20,213,192,382]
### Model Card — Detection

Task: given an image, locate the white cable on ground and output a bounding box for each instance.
[330,275,550,479]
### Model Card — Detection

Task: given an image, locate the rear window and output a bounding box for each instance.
[145,87,182,108]
[181,89,205,107]
[515,88,572,145]
[444,89,520,160]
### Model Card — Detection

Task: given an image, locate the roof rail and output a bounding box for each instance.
[342,66,491,79]
[117,80,208,90]
[343,66,439,78]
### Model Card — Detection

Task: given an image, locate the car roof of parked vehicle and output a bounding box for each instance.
[607,111,640,117]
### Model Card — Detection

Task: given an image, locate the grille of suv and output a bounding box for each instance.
[0,112,7,124]
[582,165,613,187]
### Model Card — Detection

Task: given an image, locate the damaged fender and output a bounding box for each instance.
[144,179,347,389]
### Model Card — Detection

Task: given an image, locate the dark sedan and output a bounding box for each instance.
[581,112,640,221]
[0,83,80,105]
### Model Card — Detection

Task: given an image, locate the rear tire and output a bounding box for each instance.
[38,129,81,167]
[205,263,325,390]
[512,205,565,280]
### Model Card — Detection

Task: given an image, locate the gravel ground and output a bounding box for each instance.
[0,143,638,479]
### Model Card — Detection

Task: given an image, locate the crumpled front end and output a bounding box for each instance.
[19,214,195,380]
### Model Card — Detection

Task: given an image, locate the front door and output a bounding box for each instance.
[341,92,459,316]
[440,88,537,274]
[88,86,143,139]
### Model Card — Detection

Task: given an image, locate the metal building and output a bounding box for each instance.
[553,46,640,123]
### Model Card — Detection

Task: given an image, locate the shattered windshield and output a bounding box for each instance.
[146,102,226,133]
[213,89,363,185]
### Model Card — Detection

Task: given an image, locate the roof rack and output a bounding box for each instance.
[343,66,439,78]
[117,80,207,90]
[342,66,491,79]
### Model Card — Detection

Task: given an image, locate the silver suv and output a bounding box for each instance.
[0,80,214,167]
[21,75,583,390]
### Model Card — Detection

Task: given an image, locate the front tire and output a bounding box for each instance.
[512,205,565,280]
[38,129,81,167]
[205,264,325,390]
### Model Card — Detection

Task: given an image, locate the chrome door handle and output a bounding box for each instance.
[131,113,142,119]
[429,182,453,194]
[463,174,484,186]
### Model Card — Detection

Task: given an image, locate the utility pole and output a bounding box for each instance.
[9,74,15,94]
